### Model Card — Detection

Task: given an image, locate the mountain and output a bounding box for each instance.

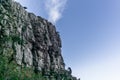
[0,0,79,80]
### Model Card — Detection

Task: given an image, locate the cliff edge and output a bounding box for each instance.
[0,0,79,80]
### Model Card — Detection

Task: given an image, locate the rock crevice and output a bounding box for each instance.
[0,0,65,72]
[0,0,79,79]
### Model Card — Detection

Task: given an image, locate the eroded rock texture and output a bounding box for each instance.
[0,0,79,79]
[0,0,65,72]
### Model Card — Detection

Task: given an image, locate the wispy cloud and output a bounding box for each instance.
[45,0,67,24]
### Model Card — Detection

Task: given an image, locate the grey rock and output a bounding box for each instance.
[0,0,65,71]
[0,0,78,79]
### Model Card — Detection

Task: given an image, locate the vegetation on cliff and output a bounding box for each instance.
[0,0,79,80]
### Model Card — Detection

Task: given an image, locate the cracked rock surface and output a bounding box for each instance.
[0,0,65,72]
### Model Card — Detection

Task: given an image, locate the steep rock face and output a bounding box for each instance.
[0,0,80,80]
[0,0,65,73]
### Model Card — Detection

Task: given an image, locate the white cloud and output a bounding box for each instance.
[45,0,67,24]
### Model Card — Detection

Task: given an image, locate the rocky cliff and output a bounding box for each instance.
[0,0,79,80]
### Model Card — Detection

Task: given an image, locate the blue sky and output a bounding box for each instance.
[14,0,120,80]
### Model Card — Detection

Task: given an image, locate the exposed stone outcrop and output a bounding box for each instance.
[0,0,65,72]
[0,0,79,80]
